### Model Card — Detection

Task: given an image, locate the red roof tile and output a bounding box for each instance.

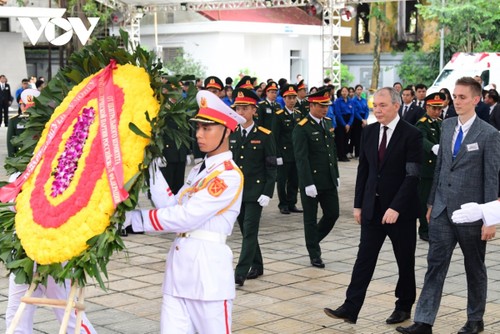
[198,7,321,25]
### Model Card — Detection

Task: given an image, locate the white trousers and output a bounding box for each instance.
[160,294,232,334]
[6,273,96,334]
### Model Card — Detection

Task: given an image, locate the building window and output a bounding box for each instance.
[398,0,419,41]
[163,47,183,62]
[0,18,9,32]
[356,4,370,44]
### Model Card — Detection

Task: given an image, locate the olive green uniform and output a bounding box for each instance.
[256,99,279,131]
[6,114,28,157]
[295,99,310,116]
[274,107,303,211]
[292,114,340,261]
[415,114,441,238]
[230,125,277,279]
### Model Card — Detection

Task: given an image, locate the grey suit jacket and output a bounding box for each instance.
[428,116,500,222]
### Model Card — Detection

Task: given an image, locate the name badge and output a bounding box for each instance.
[230,140,236,144]
[312,131,320,135]
[467,143,479,151]
[266,108,271,114]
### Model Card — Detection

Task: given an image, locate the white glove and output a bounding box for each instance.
[123,210,142,229]
[257,195,271,207]
[276,157,283,166]
[305,184,318,198]
[431,144,439,155]
[337,178,340,188]
[154,157,167,167]
[451,202,483,224]
[149,162,175,208]
[194,158,203,164]
[186,154,192,165]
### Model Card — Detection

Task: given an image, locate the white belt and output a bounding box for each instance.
[177,230,227,244]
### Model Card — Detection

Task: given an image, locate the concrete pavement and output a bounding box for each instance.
[0,126,499,333]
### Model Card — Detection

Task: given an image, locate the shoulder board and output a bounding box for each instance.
[298,118,308,126]
[294,108,301,114]
[258,126,272,135]
[437,117,442,121]
[324,116,331,121]
[258,100,266,105]
[276,109,284,115]
[418,116,427,123]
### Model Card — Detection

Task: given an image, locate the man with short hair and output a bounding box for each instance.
[487,89,500,130]
[393,82,403,94]
[400,87,425,125]
[295,79,309,115]
[415,84,428,109]
[0,75,13,127]
[256,80,279,132]
[325,87,422,325]
[15,79,29,116]
[397,77,500,334]
[293,88,339,268]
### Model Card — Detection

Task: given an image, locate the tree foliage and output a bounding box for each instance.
[396,44,440,87]
[163,49,207,79]
[418,0,500,52]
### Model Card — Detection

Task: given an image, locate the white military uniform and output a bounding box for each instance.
[452,199,500,226]
[132,150,243,334]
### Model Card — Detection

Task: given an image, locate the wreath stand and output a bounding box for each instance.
[7,275,86,334]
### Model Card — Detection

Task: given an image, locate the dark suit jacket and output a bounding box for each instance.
[0,83,13,106]
[490,104,500,131]
[398,102,425,125]
[428,116,500,221]
[354,119,423,222]
[441,104,457,119]
[475,101,490,123]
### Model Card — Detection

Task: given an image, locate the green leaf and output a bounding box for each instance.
[129,122,151,139]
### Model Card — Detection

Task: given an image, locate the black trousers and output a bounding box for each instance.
[335,114,352,159]
[0,102,9,126]
[160,162,186,195]
[343,199,417,320]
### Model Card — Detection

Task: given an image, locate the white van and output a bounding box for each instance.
[427,52,500,94]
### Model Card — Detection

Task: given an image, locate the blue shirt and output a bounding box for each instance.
[326,106,337,128]
[352,96,370,121]
[333,97,355,126]
[222,96,234,107]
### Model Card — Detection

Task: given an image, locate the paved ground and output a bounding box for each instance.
[0,125,499,333]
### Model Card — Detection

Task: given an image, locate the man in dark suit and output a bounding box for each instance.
[293,88,339,268]
[0,75,13,127]
[399,87,425,125]
[415,83,428,109]
[230,88,277,286]
[397,77,500,334]
[475,100,490,123]
[324,87,422,325]
[486,89,500,130]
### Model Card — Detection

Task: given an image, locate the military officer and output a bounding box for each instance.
[293,88,340,268]
[230,88,277,286]
[415,92,444,241]
[6,89,39,157]
[256,80,279,130]
[275,84,303,214]
[125,90,245,334]
[295,79,310,115]
[204,76,224,97]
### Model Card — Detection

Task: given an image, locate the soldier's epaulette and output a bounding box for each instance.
[258,126,272,135]
[324,116,332,121]
[258,100,266,105]
[275,109,284,115]
[437,117,442,121]
[417,116,427,123]
[298,118,308,126]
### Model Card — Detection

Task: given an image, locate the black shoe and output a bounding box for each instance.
[396,322,433,334]
[386,310,411,324]
[289,206,303,213]
[311,258,325,268]
[235,275,245,286]
[339,157,350,162]
[457,320,484,334]
[419,233,429,241]
[247,267,263,279]
[279,207,290,214]
[324,306,357,324]
[125,225,144,235]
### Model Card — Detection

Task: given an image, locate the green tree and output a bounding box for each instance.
[341,64,354,87]
[369,2,390,90]
[418,0,500,52]
[163,49,207,78]
[396,44,440,87]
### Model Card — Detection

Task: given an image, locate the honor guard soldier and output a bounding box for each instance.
[415,92,444,241]
[125,90,245,334]
[256,80,279,130]
[295,79,310,115]
[230,88,277,286]
[275,84,303,214]
[292,88,340,268]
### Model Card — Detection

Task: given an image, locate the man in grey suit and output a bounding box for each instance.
[397,77,500,334]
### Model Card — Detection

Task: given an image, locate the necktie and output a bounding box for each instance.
[403,106,408,117]
[1,84,4,90]
[453,126,463,160]
[242,129,247,138]
[419,101,422,108]
[378,126,388,164]
[198,160,206,175]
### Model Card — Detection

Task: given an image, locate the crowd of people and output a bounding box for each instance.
[4,71,500,334]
